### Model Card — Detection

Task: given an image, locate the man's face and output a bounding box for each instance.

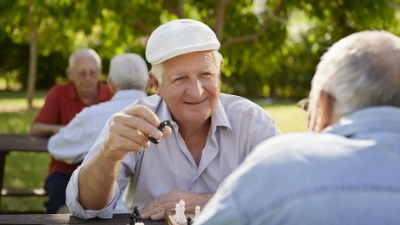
[156,51,221,127]
[67,56,101,98]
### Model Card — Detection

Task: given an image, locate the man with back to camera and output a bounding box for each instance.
[194,30,400,225]
[66,19,280,220]
[30,48,112,213]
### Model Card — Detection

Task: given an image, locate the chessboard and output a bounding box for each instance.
[165,209,196,225]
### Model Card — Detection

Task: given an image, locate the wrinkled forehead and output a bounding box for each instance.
[162,51,217,74]
[72,56,101,70]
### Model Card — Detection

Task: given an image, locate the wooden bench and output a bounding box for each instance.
[1,187,47,197]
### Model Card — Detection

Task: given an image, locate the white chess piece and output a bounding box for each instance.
[174,203,179,219]
[194,205,201,221]
[175,199,187,225]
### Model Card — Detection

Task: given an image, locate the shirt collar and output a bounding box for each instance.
[211,98,232,130]
[67,82,79,101]
[324,106,400,137]
[111,90,147,101]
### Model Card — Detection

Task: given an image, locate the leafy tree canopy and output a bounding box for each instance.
[1,0,400,99]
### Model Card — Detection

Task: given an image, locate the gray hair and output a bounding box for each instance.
[150,50,223,84]
[310,30,400,118]
[68,48,102,69]
[109,53,149,91]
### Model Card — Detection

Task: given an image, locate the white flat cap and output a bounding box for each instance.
[146,19,220,65]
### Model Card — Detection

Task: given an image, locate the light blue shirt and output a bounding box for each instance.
[48,90,147,164]
[195,106,400,225]
[66,93,280,219]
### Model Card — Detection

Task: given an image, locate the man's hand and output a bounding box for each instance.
[140,190,213,220]
[101,105,172,162]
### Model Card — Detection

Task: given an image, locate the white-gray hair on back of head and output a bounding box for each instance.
[68,48,102,69]
[109,53,149,92]
[310,30,400,118]
[150,50,223,84]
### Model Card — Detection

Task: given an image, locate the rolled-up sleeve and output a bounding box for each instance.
[65,165,123,219]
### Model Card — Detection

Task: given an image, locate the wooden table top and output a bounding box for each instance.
[0,213,166,225]
[0,134,48,152]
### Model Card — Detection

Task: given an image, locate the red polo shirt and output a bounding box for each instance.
[33,82,113,176]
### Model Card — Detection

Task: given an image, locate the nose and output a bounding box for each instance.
[186,78,204,98]
[82,71,93,80]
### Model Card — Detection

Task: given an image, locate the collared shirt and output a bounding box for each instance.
[195,106,400,225]
[48,90,147,164]
[66,93,280,219]
[33,82,112,175]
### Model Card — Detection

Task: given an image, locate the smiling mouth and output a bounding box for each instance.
[185,99,206,104]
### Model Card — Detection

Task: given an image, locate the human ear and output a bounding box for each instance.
[66,67,73,81]
[149,72,161,96]
[316,90,336,131]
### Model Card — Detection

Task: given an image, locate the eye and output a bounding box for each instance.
[173,77,183,82]
[202,72,215,78]
[171,74,186,82]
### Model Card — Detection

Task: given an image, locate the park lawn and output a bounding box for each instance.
[0,90,307,213]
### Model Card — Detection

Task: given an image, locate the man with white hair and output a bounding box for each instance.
[66,19,280,220]
[48,53,149,213]
[194,30,400,225]
[48,53,149,167]
[30,48,113,213]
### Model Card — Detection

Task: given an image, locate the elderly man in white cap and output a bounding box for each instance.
[66,19,280,220]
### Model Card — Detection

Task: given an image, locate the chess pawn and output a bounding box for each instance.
[176,199,187,225]
[174,203,179,219]
[194,205,201,221]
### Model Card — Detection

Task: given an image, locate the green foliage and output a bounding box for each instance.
[1,0,400,98]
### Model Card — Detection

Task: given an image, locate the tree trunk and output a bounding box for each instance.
[27,0,38,109]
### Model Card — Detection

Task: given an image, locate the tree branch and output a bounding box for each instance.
[124,3,153,35]
[214,0,230,40]
[162,0,185,18]
[221,0,286,49]
[134,18,153,35]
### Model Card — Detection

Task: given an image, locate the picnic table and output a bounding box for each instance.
[0,213,167,225]
[0,134,49,208]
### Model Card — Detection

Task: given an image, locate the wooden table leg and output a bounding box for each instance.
[0,151,8,212]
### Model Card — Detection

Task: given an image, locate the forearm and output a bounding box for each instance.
[78,149,121,210]
[30,123,62,137]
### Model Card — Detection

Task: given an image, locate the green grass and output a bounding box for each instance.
[0,90,307,213]
[264,103,308,133]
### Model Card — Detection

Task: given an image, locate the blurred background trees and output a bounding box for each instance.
[1,0,400,104]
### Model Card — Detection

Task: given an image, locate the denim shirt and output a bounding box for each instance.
[195,106,400,225]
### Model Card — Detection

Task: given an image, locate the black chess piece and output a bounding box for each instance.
[129,213,136,225]
[133,206,140,218]
[187,216,193,225]
[129,206,140,225]
[149,120,172,144]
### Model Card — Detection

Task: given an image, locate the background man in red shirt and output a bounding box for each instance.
[30,48,113,213]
